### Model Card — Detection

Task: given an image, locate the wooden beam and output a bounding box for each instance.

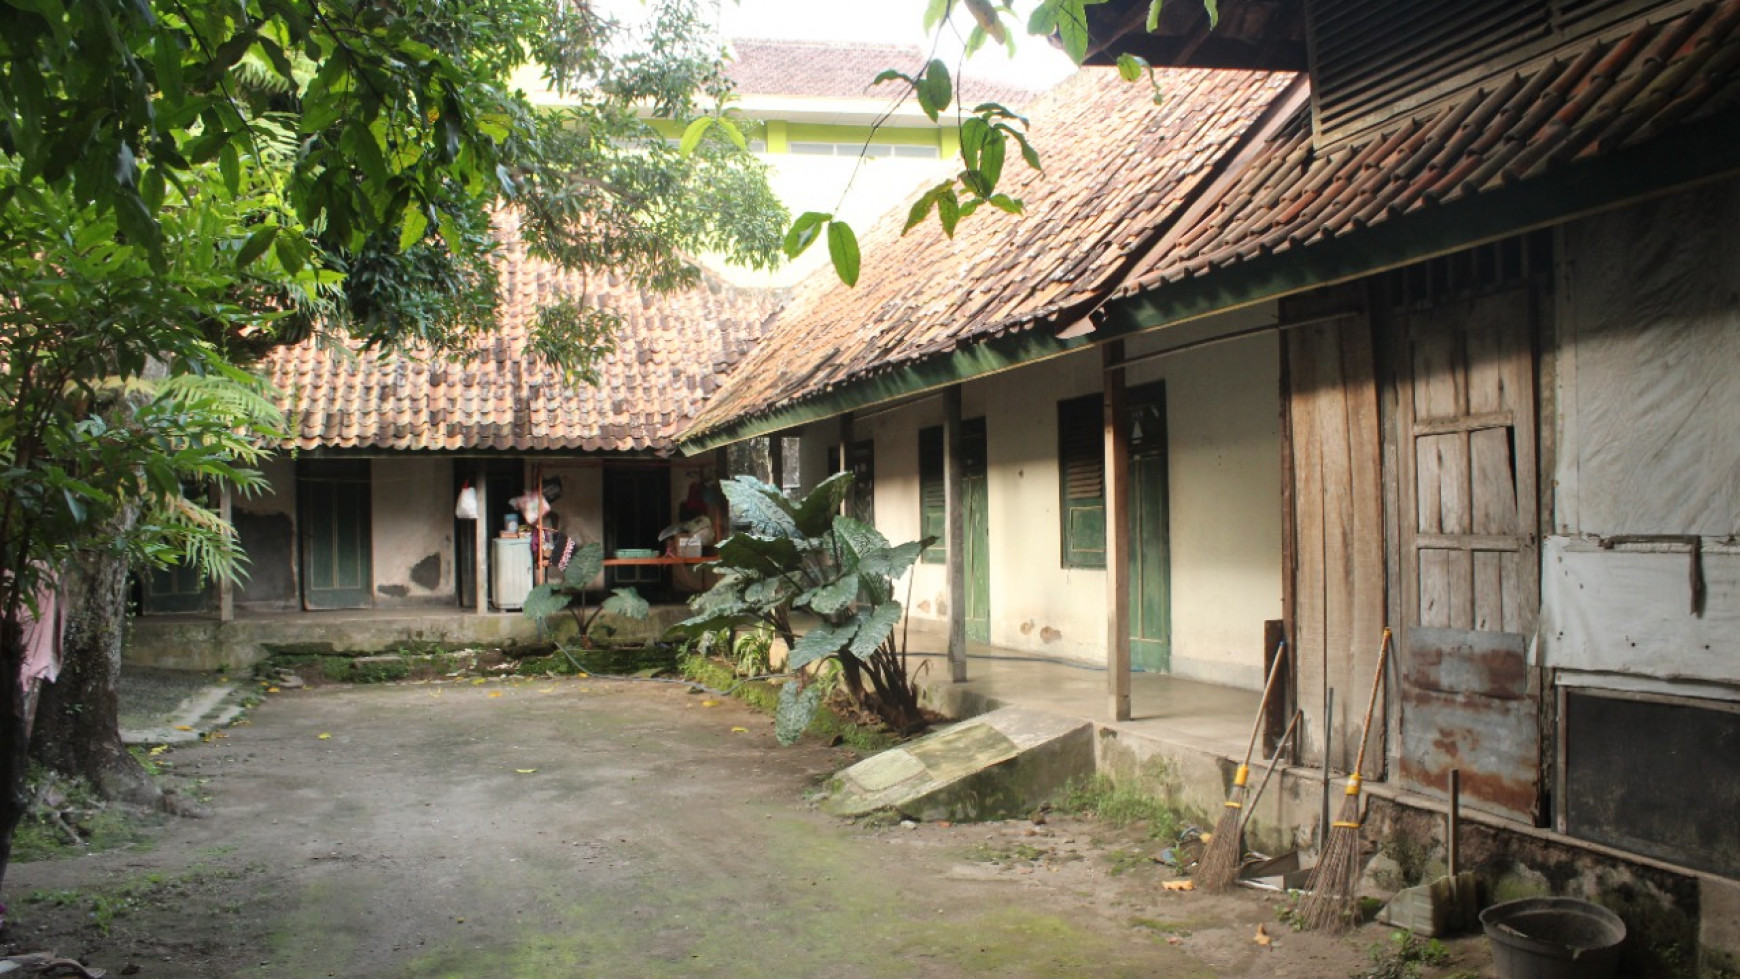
[473,470,488,614]
[217,484,234,623]
[837,413,853,516]
[1103,342,1132,721]
[944,386,968,683]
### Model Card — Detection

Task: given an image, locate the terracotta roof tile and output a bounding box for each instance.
[684,66,1296,440]
[727,38,1038,107]
[1118,0,1740,293]
[265,214,783,455]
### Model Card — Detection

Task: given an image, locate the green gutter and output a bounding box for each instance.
[679,328,1097,454]
[680,105,1740,455]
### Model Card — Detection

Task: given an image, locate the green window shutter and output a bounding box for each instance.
[1058,395,1106,569]
[919,426,945,564]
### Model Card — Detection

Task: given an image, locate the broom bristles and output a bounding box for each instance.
[1194,797,1247,891]
[1298,790,1365,932]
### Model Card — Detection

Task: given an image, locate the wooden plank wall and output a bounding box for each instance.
[1286,313,1388,776]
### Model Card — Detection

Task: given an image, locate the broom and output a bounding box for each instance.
[1299,627,1392,932]
[1195,642,1287,891]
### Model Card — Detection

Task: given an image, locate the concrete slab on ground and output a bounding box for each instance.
[118,666,249,745]
[825,706,1093,821]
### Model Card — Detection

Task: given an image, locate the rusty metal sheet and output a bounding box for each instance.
[1399,627,1541,823]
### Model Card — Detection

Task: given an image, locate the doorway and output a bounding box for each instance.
[961,418,990,643]
[299,458,373,610]
[1127,383,1171,672]
[603,465,672,595]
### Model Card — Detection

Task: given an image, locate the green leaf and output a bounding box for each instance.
[678,116,715,156]
[564,541,605,586]
[923,0,952,33]
[827,220,861,287]
[1117,53,1147,82]
[788,622,851,672]
[775,682,823,745]
[871,69,912,88]
[833,516,890,564]
[237,225,278,269]
[1203,0,1219,29]
[988,193,1025,215]
[600,587,650,620]
[791,472,853,537]
[1027,0,1060,36]
[937,189,961,237]
[717,533,802,576]
[802,573,861,616]
[398,207,429,252]
[218,141,240,196]
[846,602,904,661]
[917,59,952,122]
[783,211,830,259]
[521,583,571,622]
[1147,0,1164,32]
[722,476,801,537]
[904,190,939,234]
[980,130,1006,188]
[716,117,748,151]
[1056,0,1092,64]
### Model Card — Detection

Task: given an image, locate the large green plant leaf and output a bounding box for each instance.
[600,587,649,620]
[859,539,930,582]
[668,602,760,638]
[721,476,800,537]
[787,621,852,672]
[791,472,854,537]
[716,533,801,576]
[833,515,890,564]
[745,575,799,608]
[800,572,861,616]
[563,540,605,587]
[521,583,571,622]
[775,681,823,746]
[846,602,904,661]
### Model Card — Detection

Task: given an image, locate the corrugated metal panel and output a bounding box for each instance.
[1399,627,1541,822]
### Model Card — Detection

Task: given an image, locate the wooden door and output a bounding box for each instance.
[961,418,990,643]
[299,459,373,609]
[1393,286,1542,821]
[1127,384,1171,673]
[1287,314,1386,775]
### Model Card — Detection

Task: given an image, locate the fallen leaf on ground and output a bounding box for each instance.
[1162,880,1194,892]
[515,768,537,774]
[148,745,169,756]
[1167,936,1183,945]
[487,691,503,699]
[701,700,719,707]
[730,727,748,733]
[1254,924,1272,946]
[471,678,486,686]
[173,725,193,731]
[538,687,556,694]
[266,686,281,693]
[317,733,332,740]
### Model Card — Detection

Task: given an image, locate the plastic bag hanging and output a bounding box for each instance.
[454,483,479,520]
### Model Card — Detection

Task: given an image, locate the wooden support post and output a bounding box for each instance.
[217,484,234,623]
[944,386,967,683]
[1103,342,1132,721]
[768,432,785,493]
[473,470,489,614]
[837,413,854,515]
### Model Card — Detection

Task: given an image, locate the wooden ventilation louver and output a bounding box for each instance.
[1058,395,1106,569]
[919,426,946,564]
[1311,0,1552,137]
[1310,0,1673,140]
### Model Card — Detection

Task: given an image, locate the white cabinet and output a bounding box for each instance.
[490,537,533,610]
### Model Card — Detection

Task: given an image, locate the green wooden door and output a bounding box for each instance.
[962,418,990,643]
[299,459,373,609]
[1127,386,1171,672]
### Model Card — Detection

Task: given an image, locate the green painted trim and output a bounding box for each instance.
[940,125,960,158]
[765,120,789,154]
[678,329,1096,453]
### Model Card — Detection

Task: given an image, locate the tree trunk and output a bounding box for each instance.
[30,521,161,810]
[0,622,32,895]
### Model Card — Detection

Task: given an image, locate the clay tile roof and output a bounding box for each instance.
[727,37,1039,107]
[683,65,1296,440]
[264,216,782,455]
[1117,0,1740,293]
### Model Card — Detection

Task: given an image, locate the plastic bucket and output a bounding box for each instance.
[1480,897,1626,979]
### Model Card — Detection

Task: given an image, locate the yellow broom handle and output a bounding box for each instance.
[1240,639,1289,773]
[1348,628,1392,781]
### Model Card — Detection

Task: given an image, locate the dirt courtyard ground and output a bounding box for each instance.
[2,676,1494,977]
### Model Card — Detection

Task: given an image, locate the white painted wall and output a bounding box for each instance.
[794,310,1284,690]
[370,456,456,605]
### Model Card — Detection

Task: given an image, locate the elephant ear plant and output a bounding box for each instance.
[674,473,934,744]
[523,541,650,646]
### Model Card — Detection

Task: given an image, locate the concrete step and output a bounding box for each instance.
[122,682,249,745]
[824,706,1094,822]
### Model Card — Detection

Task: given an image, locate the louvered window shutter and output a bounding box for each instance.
[919,426,945,564]
[1058,395,1106,569]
